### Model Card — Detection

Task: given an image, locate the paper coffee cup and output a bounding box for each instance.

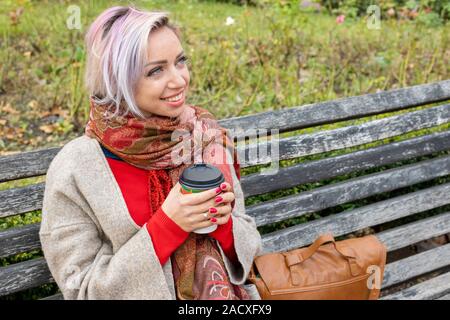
[179,163,225,234]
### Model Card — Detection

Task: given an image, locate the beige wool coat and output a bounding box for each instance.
[39,135,263,299]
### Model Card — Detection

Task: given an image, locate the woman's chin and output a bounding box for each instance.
[140,103,187,119]
[165,103,187,118]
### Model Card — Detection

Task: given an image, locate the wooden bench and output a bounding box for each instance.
[1,80,450,300]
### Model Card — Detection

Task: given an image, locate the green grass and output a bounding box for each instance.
[0,0,449,299]
[0,0,448,152]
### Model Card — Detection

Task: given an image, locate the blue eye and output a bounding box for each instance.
[179,55,189,65]
[147,55,189,77]
[147,67,162,77]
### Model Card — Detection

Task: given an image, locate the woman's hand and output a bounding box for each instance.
[161,181,235,233]
[205,182,234,226]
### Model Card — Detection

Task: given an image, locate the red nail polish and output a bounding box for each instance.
[220,183,227,190]
[209,207,217,213]
[215,196,223,203]
[215,187,222,194]
[211,218,217,223]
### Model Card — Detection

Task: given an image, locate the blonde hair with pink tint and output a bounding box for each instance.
[84,6,181,119]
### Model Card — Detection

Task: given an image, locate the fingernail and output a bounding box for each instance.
[215,187,222,194]
[215,196,223,203]
[209,207,217,213]
[220,183,227,190]
[211,218,217,223]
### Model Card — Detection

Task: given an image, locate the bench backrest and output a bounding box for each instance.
[1,80,450,299]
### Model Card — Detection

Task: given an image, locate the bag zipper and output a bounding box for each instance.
[268,272,372,295]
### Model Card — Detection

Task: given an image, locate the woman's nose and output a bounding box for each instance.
[168,67,186,88]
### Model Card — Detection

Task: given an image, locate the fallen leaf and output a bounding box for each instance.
[40,111,52,117]
[27,100,39,110]
[1,103,20,115]
[39,124,56,134]
[9,7,24,25]
[0,151,20,156]
[50,105,69,118]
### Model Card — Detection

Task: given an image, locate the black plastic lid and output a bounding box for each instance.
[179,163,224,190]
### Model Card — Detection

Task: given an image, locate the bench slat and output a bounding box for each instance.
[381,271,450,300]
[220,80,450,134]
[240,103,450,167]
[2,130,450,220]
[0,223,41,259]
[261,182,450,253]
[40,292,64,300]
[0,257,54,296]
[2,210,448,297]
[2,93,450,183]
[3,240,448,298]
[0,148,60,183]
[0,183,44,219]
[377,212,450,252]
[3,205,448,263]
[243,130,450,198]
[382,243,450,289]
[1,153,449,250]
[248,154,450,227]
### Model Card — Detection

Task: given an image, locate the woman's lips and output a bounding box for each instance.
[160,90,185,107]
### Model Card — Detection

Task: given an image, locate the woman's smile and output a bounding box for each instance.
[160,89,185,107]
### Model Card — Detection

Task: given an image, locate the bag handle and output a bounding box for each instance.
[248,264,257,281]
[283,233,362,278]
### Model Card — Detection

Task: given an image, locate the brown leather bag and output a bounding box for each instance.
[247,233,387,300]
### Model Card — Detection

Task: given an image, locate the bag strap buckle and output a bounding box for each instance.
[284,252,303,267]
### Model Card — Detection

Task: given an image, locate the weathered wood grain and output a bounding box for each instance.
[3,235,449,297]
[0,257,54,296]
[380,271,450,300]
[220,80,450,134]
[383,243,450,289]
[2,135,450,220]
[377,212,450,252]
[0,183,44,219]
[39,292,63,300]
[2,208,449,297]
[242,130,450,197]
[239,103,450,167]
[247,154,450,227]
[0,223,41,259]
[2,101,449,184]
[1,155,449,258]
[260,182,450,254]
[0,147,60,183]
[4,207,449,264]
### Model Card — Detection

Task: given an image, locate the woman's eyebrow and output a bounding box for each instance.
[145,51,184,67]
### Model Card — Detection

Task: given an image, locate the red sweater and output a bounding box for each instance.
[104,156,238,266]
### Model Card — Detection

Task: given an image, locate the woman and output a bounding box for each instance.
[39,6,262,300]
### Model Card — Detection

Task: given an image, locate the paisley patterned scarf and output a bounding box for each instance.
[84,97,249,300]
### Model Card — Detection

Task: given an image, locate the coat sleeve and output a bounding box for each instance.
[39,153,172,300]
[214,145,263,285]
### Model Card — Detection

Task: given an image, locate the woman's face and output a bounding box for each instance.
[135,26,190,119]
